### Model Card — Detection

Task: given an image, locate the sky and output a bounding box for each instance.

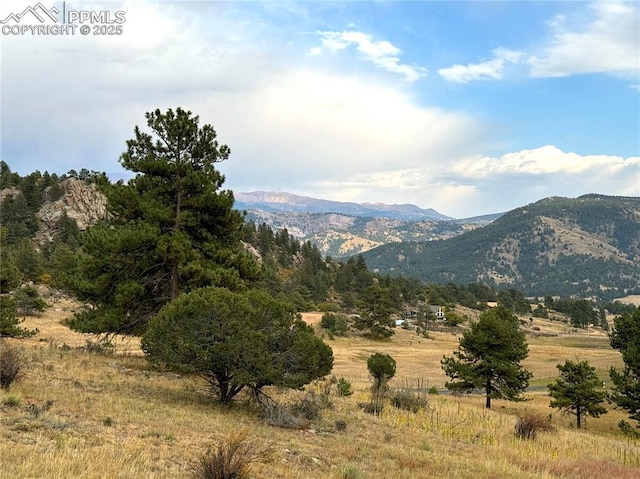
[1,0,638,218]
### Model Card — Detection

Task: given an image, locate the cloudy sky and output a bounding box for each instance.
[1,0,638,217]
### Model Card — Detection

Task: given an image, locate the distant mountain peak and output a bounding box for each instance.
[234,191,453,221]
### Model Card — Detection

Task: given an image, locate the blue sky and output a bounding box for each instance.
[1,0,638,217]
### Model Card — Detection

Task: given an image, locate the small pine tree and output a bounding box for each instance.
[0,297,37,338]
[548,360,607,429]
[367,353,396,395]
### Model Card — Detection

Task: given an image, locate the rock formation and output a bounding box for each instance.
[36,178,109,243]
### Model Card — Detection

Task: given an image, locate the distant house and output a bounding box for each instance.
[486,301,498,308]
[403,306,446,322]
[429,305,446,322]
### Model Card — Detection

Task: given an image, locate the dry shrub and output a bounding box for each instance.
[389,388,429,413]
[514,411,554,440]
[192,430,270,479]
[360,398,385,415]
[0,340,23,390]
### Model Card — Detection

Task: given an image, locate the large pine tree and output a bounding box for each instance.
[68,108,260,335]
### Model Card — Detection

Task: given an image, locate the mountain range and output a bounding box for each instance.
[235,191,500,258]
[361,194,640,300]
[234,191,453,221]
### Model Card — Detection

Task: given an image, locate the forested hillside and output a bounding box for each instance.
[362,195,640,300]
[243,209,484,258]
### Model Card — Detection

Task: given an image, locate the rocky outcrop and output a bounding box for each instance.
[0,187,20,202]
[36,178,109,243]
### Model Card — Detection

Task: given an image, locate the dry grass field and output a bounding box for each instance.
[1,299,639,478]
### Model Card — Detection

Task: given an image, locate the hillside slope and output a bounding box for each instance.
[362,195,640,299]
[244,210,485,258]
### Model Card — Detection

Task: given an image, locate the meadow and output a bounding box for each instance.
[1,299,639,478]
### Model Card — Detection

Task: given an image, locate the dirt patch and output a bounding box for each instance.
[614,295,640,306]
[20,297,143,355]
[300,312,323,325]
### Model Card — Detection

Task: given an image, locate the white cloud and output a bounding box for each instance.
[441,146,640,215]
[451,145,639,177]
[312,30,427,82]
[438,47,524,83]
[529,1,640,78]
[214,69,483,192]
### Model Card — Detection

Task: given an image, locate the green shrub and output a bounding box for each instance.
[317,302,341,313]
[367,352,396,396]
[428,386,439,395]
[1,393,22,407]
[340,464,365,479]
[0,297,37,338]
[336,377,353,397]
[320,312,349,336]
[13,286,46,316]
[618,420,640,438]
[444,310,465,327]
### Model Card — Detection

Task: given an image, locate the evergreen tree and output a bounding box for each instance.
[548,360,608,429]
[367,352,396,394]
[68,108,260,335]
[0,228,21,293]
[355,283,398,339]
[0,296,37,338]
[0,193,37,244]
[142,287,333,404]
[609,307,640,429]
[12,238,43,282]
[0,161,20,189]
[497,289,531,315]
[442,306,532,408]
[294,241,330,303]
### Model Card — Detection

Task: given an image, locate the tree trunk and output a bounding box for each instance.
[485,378,492,409]
[170,191,182,300]
[576,406,581,429]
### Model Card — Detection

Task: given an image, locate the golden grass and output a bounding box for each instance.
[1,303,638,478]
